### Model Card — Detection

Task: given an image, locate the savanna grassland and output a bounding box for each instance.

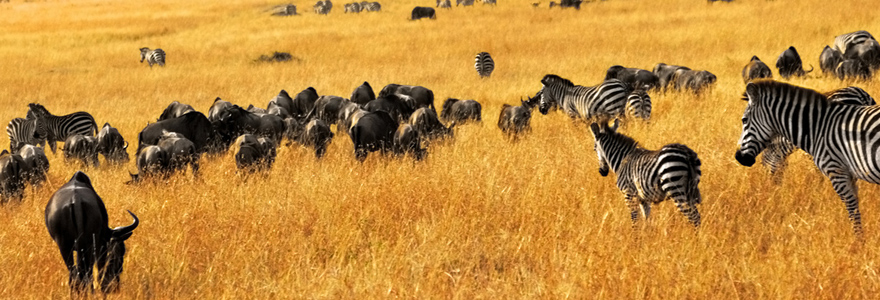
[2,0,880,298]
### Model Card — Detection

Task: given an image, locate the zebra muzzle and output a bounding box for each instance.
[734,150,756,167]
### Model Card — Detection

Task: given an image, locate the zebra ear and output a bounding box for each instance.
[589,123,600,136]
[744,82,759,102]
[611,119,620,131]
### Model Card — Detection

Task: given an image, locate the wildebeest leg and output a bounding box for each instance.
[55,241,78,291]
[73,249,93,292]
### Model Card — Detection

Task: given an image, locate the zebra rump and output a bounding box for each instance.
[625,90,651,121]
[139,47,165,68]
[7,118,45,153]
[475,52,494,78]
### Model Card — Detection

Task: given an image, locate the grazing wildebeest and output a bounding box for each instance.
[311,96,348,125]
[96,123,129,165]
[45,171,139,293]
[844,39,880,70]
[266,102,291,119]
[605,65,660,91]
[350,111,398,162]
[820,46,845,76]
[20,144,49,186]
[393,124,427,161]
[137,111,215,155]
[129,145,169,183]
[157,101,195,121]
[337,106,369,137]
[836,59,872,80]
[775,46,813,79]
[652,63,691,91]
[350,81,376,106]
[498,99,533,140]
[246,105,267,115]
[378,84,436,113]
[267,90,295,117]
[63,135,99,168]
[0,150,26,203]
[411,6,436,19]
[440,98,482,124]
[408,107,453,141]
[365,93,415,123]
[214,105,285,144]
[671,69,717,94]
[288,119,334,159]
[291,87,320,120]
[559,0,582,8]
[208,97,234,124]
[257,137,277,169]
[742,56,773,84]
[234,134,274,173]
[157,131,199,176]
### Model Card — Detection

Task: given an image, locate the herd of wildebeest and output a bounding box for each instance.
[1,9,878,292]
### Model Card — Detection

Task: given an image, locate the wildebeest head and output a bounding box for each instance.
[97,123,130,164]
[844,39,880,70]
[538,74,573,114]
[588,119,621,177]
[63,135,100,168]
[99,210,139,292]
[130,145,169,182]
[440,98,460,121]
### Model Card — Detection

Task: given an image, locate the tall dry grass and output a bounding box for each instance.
[1,0,880,298]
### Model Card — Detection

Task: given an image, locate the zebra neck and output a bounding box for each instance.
[770,100,833,156]
[604,136,638,173]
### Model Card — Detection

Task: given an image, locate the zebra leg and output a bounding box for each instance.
[674,200,701,229]
[625,194,640,228]
[829,174,862,237]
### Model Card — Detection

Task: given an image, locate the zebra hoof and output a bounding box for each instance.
[734,150,755,167]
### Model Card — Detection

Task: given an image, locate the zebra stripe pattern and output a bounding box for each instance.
[833,30,875,54]
[735,80,880,236]
[27,103,98,154]
[590,120,702,228]
[536,74,630,120]
[314,0,333,14]
[760,86,876,184]
[625,89,651,121]
[362,1,381,11]
[474,52,494,78]
[6,118,45,153]
[139,47,165,68]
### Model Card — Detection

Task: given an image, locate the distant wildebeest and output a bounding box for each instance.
[742,56,773,84]
[394,124,427,161]
[482,0,496,5]
[475,52,495,78]
[271,3,297,16]
[843,39,880,70]
[440,98,482,124]
[213,105,285,144]
[63,135,99,168]
[0,150,26,203]
[820,46,844,76]
[437,0,452,8]
[456,0,474,6]
[498,98,533,140]
[129,145,169,183]
[28,103,98,154]
[137,111,216,155]
[775,46,813,79]
[836,59,872,80]
[20,144,49,187]
[558,0,582,9]
[350,111,398,162]
[350,81,376,106]
[605,65,660,91]
[548,1,556,7]
[96,123,129,165]
[267,90,296,118]
[234,134,275,173]
[139,47,165,68]
[671,69,717,94]
[286,119,334,159]
[408,107,454,142]
[157,131,200,176]
[378,83,436,112]
[337,105,369,137]
[45,171,139,293]
[311,96,348,125]
[365,93,416,123]
[158,101,195,121]
[411,6,436,20]
[652,63,691,91]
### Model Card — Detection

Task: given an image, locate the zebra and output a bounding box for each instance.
[437,0,451,8]
[474,52,494,78]
[362,1,380,11]
[344,2,362,12]
[482,0,496,5]
[456,0,474,6]
[590,120,702,228]
[833,30,876,54]
[139,47,165,68]
[735,80,880,237]
[536,74,631,121]
[314,0,332,14]
[6,118,46,153]
[760,86,876,184]
[625,89,651,121]
[26,103,98,155]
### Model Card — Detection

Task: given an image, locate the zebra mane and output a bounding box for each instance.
[744,80,828,104]
[28,103,49,116]
[541,74,574,87]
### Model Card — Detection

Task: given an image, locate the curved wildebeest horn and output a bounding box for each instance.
[805,64,815,73]
[123,141,129,150]
[112,210,139,240]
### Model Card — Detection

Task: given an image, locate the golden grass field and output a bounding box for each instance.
[2,0,880,298]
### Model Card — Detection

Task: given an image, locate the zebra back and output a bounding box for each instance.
[834,30,876,54]
[540,74,630,120]
[826,86,876,106]
[474,52,494,78]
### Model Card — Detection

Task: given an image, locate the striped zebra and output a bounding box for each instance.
[362,1,381,11]
[314,0,332,14]
[482,0,496,5]
[437,0,451,8]
[344,2,362,13]
[536,74,631,120]
[474,52,494,78]
[139,47,165,68]
[735,80,880,237]
[590,120,702,228]
[456,0,474,6]
[27,103,98,154]
[760,86,876,184]
[625,89,651,121]
[6,118,46,153]
[833,30,876,54]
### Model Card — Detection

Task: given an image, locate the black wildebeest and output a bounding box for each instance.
[365,93,416,123]
[605,65,660,91]
[379,84,436,112]
[291,87,320,120]
[742,56,772,84]
[820,46,844,76]
[213,105,285,144]
[408,107,453,142]
[652,63,691,91]
[158,101,195,121]
[267,101,292,119]
[498,99,533,140]
[0,150,26,203]
[286,119,334,159]
[246,105,267,115]
[234,134,275,173]
[157,131,200,176]
[337,105,369,137]
[836,59,872,80]
[440,98,482,124]
[20,144,49,187]
[129,145,169,183]
[64,134,99,168]
[393,124,427,161]
[351,81,376,105]
[351,111,398,162]
[207,97,234,124]
[96,123,129,165]
[311,95,348,125]
[671,69,717,94]
[45,171,139,293]
[775,46,813,79]
[411,6,436,20]
[137,111,216,155]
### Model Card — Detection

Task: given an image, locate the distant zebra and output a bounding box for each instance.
[437,0,451,8]
[27,103,98,154]
[735,80,880,237]
[834,30,876,54]
[482,0,496,5]
[456,0,474,6]
[590,120,702,228]
[139,47,165,68]
[536,74,631,120]
[362,1,381,11]
[474,52,494,78]
[625,89,651,121]
[760,86,876,184]
[314,0,332,14]
[6,118,45,153]
[344,2,362,12]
